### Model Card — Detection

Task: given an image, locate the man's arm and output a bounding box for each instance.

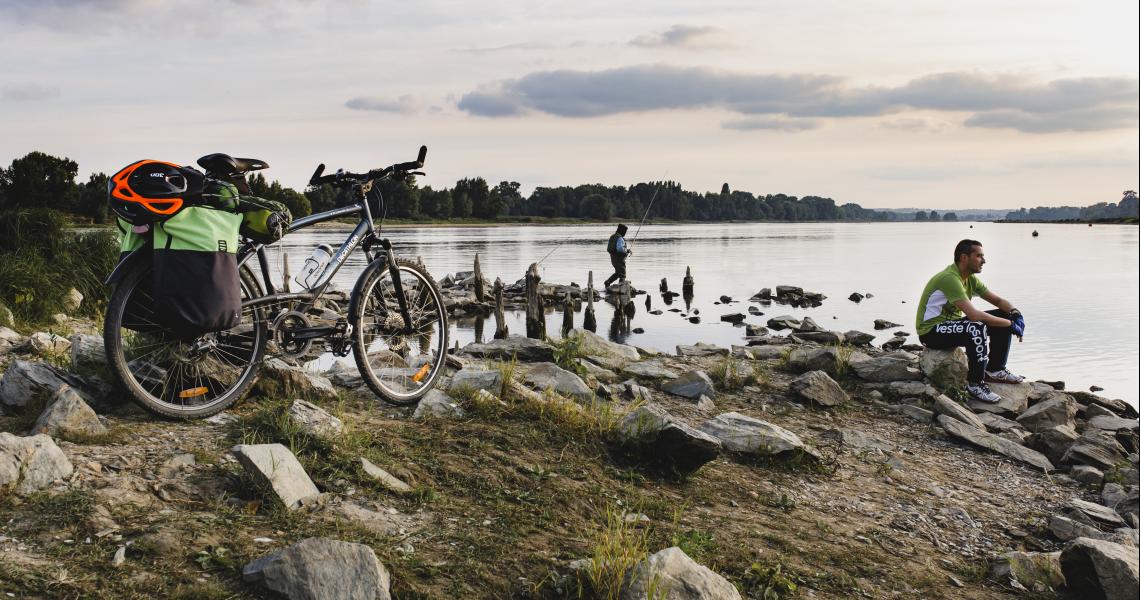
[953,298,1012,327]
[980,290,1017,314]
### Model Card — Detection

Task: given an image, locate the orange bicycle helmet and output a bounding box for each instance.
[108,160,205,225]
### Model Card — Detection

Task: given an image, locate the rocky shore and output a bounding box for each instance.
[1,299,1137,598]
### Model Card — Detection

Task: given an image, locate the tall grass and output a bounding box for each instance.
[0,209,117,325]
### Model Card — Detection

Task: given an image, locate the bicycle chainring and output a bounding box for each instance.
[272,310,314,359]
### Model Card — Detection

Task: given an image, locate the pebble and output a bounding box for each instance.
[111,545,126,567]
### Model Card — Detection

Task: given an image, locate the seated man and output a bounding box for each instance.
[916,239,1026,403]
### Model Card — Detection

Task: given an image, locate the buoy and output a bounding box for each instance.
[1032,230,1039,237]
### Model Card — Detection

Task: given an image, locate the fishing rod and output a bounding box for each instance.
[630,177,666,247]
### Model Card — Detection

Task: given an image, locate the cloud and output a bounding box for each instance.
[458,65,1139,133]
[722,117,820,132]
[879,117,949,133]
[631,25,729,49]
[1,83,60,102]
[345,95,423,114]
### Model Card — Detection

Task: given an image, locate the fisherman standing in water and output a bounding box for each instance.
[604,224,632,287]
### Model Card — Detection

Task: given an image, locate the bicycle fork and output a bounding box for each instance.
[380,239,414,333]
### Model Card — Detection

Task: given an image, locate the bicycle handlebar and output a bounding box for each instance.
[308,145,427,187]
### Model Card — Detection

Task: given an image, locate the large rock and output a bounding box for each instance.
[789,370,848,408]
[621,546,741,600]
[1088,416,1140,432]
[27,332,71,356]
[0,432,74,494]
[618,404,721,475]
[843,330,875,346]
[920,348,968,388]
[31,384,107,439]
[1060,537,1139,600]
[1027,425,1079,464]
[567,328,641,364]
[662,371,715,400]
[1067,498,1127,528]
[937,415,1054,471]
[765,315,801,331]
[621,360,679,381]
[243,537,391,600]
[977,412,1025,433]
[969,382,1031,416]
[990,551,1065,593]
[288,400,344,438]
[1016,392,1077,432]
[789,331,844,345]
[933,394,986,430]
[68,334,107,370]
[231,444,320,510]
[1,360,90,409]
[359,458,413,494]
[255,359,337,401]
[1063,429,1129,471]
[850,355,922,382]
[1050,514,1110,543]
[458,336,555,362]
[697,412,820,463]
[1071,391,1138,419]
[523,363,593,402]
[783,347,864,377]
[449,369,502,394]
[0,326,23,353]
[413,389,466,419]
[676,343,729,358]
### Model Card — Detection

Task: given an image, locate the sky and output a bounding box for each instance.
[1,0,1137,209]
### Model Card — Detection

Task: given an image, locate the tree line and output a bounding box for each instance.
[1002,191,1138,222]
[1,151,900,223]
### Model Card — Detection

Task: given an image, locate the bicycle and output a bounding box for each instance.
[102,146,449,419]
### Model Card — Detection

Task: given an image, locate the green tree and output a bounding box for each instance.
[942,212,958,222]
[456,177,498,219]
[579,194,613,220]
[78,173,110,223]
[928,210,940,221]
[304,184,339,214]
[492,181,524,215]
[915,210,928,221]
[0,151,80,211]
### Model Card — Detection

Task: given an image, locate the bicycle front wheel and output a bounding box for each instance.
[349,258,449,406]
[103,260,268,419]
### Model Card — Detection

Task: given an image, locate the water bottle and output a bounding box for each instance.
[296,244,333,289]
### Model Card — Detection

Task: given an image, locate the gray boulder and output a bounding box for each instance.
[1028,425,1080,464]
[0,303,13,329]
[621,546,741,600]
[969,382,1031,416]
[1050,514,1112,542]
[523,363,593,402]
[789,370,848,408]
[232,444,320,510]
[843,330,875,346]
[31,384,107,439]
[873,319,901,329]
[27,332,71,356]
[1071,391,1137,419]
[1,359,94,409]
[0,326,23,353]
[789,331,844,345]
[1069,465,1105,486]
[255,359,337,401]
[1016,392,1077,432]
[458,336,555,362]
[990,551,1065,593]
[937,415,1054,471]
[567,328,641,364]
[243,537,391,600]
[933,394,986,430]
[288,400,343,438]
[765,315,801,331]
[621,360,680,381]
[1089,416,1140,432]
[359,457,413,494]
[618,404,721,475]
[449,369,502,394]
[662,371,715,400]
[977,412,1025,433]
[0,432,74,494]
[850,355,922,382]
[68,334,107,370]
[676,343,729,358]
[1063,429,1130,471]
[414,389,467,419]
[1060,537,1139,600]
[919,348,968,388]
[697,412,820,463]
[795,317,825,333]
[1067,498,1126,528]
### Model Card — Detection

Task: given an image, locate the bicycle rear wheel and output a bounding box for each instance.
[103,260,267,418]
[349,257,448,406]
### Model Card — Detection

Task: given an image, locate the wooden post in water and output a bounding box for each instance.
[493,277,508,339]
[474,253,485,302]
[282,252,291,293]
[660,278,669,293]
[525,263,545,339]
[583,271,597,332]
[682,266,694,295]
[561,290,574,335]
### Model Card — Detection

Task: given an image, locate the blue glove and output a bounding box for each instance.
[1010,314,1025,337]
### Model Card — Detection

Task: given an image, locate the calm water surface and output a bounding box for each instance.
[270,222,1139,407]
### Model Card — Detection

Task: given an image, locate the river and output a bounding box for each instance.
[268,221,1139,407]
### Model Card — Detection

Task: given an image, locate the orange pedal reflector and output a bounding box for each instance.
[412,364,431,383]
[178,387,208,398]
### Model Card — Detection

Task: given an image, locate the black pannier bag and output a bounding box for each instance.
[151,206,244,338]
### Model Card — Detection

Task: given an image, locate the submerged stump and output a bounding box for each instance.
[525,263,545,339]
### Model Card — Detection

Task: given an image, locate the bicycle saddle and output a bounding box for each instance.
[196,153,269,176]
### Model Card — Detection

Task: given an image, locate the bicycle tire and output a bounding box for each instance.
[349,257,449,406]
[103,259,268,419]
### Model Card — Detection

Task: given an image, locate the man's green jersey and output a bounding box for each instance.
[915,264,989,335]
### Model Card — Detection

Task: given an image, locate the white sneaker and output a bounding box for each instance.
[966,383,1002,403]
[985,369,1025,384]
